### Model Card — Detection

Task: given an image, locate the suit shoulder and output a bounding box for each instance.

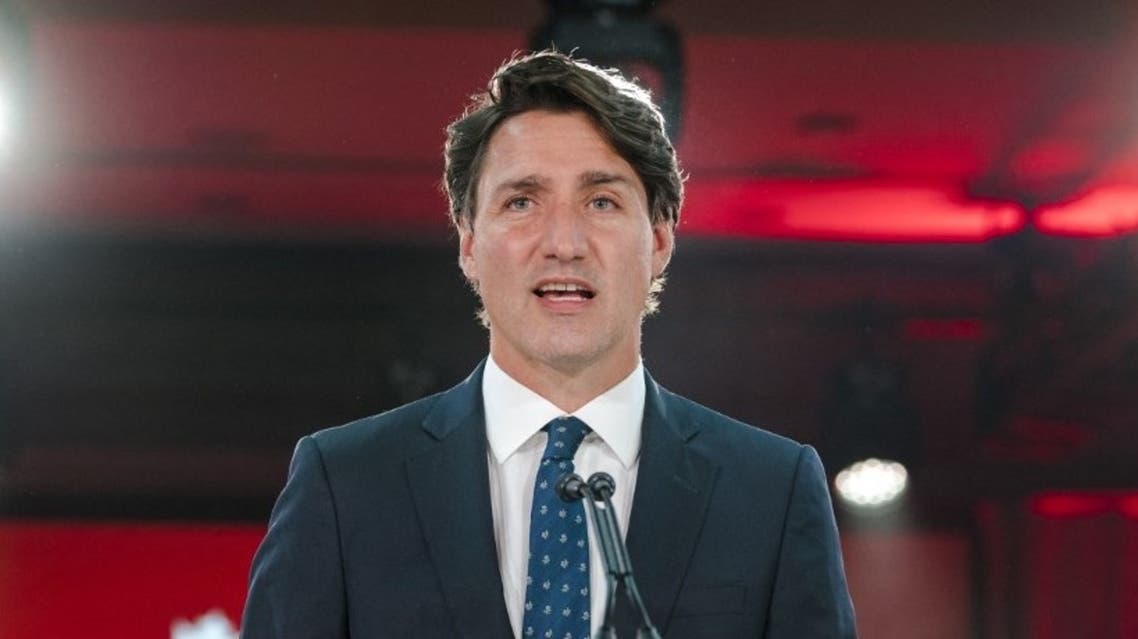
[305,390,447,456]
[660,386,806,462]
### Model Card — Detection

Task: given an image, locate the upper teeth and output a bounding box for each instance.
[541,283,585,293]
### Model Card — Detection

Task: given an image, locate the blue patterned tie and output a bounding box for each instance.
[521,417,591,639]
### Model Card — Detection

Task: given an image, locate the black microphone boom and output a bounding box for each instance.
[556,471,662,639]
[587,472,660,639]
[557,472,621,635]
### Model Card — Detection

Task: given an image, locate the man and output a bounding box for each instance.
[242,50,856,638]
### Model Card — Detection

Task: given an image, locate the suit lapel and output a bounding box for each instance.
[405,362,513,638]
[624,373,719,634]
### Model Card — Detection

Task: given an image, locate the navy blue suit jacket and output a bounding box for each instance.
[242,363,856,638]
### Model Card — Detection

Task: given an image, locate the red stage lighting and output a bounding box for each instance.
[682,179,1026,243]
[1035,186,1138,238]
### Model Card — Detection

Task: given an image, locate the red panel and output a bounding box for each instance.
[1024,504,1129,638]
[28,23,526,160]
[1124,517,1138,637]
[0,521,264,639]
[982,497,1138,639]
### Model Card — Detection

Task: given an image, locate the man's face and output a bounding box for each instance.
[459,109,674,379]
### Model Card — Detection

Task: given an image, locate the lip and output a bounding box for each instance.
[532,277,596,293]
[532,277,596,311]
[532,274,596,288]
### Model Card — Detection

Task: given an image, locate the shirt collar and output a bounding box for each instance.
[482,355,644,469]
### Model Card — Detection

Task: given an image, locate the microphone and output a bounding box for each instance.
[587,472,616,498]
[556,472,662,639]
[555,472,588,502]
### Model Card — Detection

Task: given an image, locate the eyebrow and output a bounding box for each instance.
[578,171,636,190]
[487,171,637,201]
[488,175,550,200]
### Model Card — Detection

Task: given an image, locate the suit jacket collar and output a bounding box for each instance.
[624,372,720,634]
[405,361,514,638]
[406,361,718,637]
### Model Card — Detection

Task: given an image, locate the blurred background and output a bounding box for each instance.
[2,0,1137,637]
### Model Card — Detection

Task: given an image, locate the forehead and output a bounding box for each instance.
[476,110,645,195]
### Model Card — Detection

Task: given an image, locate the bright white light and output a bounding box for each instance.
[171,609,238,639]
[834,458,908,509]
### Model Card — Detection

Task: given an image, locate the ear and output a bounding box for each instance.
[458,225,478,283]
[650,222,675,278]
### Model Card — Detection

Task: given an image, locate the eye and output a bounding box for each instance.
[506,196,534,211]
[590,196,618,211]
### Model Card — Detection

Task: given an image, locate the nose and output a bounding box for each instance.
[541,202,587,262]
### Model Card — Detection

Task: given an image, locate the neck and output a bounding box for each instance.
[489,348,639,413]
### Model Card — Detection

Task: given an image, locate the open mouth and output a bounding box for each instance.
[533,282,596,301]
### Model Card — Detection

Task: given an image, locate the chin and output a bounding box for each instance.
[540,333,626,370]
[534,343,600,368]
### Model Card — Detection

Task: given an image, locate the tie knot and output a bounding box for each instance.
[541,416,590,461]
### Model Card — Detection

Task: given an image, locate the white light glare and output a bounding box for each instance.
[834,458,908,509]
[171,609,238,639]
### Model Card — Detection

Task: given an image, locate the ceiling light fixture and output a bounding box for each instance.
[530,0,685,141]
[834,458,909,510]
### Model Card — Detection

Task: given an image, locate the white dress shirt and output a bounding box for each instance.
[483,355,644,639]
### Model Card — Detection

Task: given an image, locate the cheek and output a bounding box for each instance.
[472,239,519,290]
[480,228,533,266]
[474,239,505,270]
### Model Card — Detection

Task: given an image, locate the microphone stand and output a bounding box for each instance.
[557,473,662,639]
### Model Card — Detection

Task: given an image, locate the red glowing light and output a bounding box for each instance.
[682,179,1026,243]
[1119,496,1138,520]
[1030,493,1115,518]
[1035,186,1138,238]
[1029,492,1138,519]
